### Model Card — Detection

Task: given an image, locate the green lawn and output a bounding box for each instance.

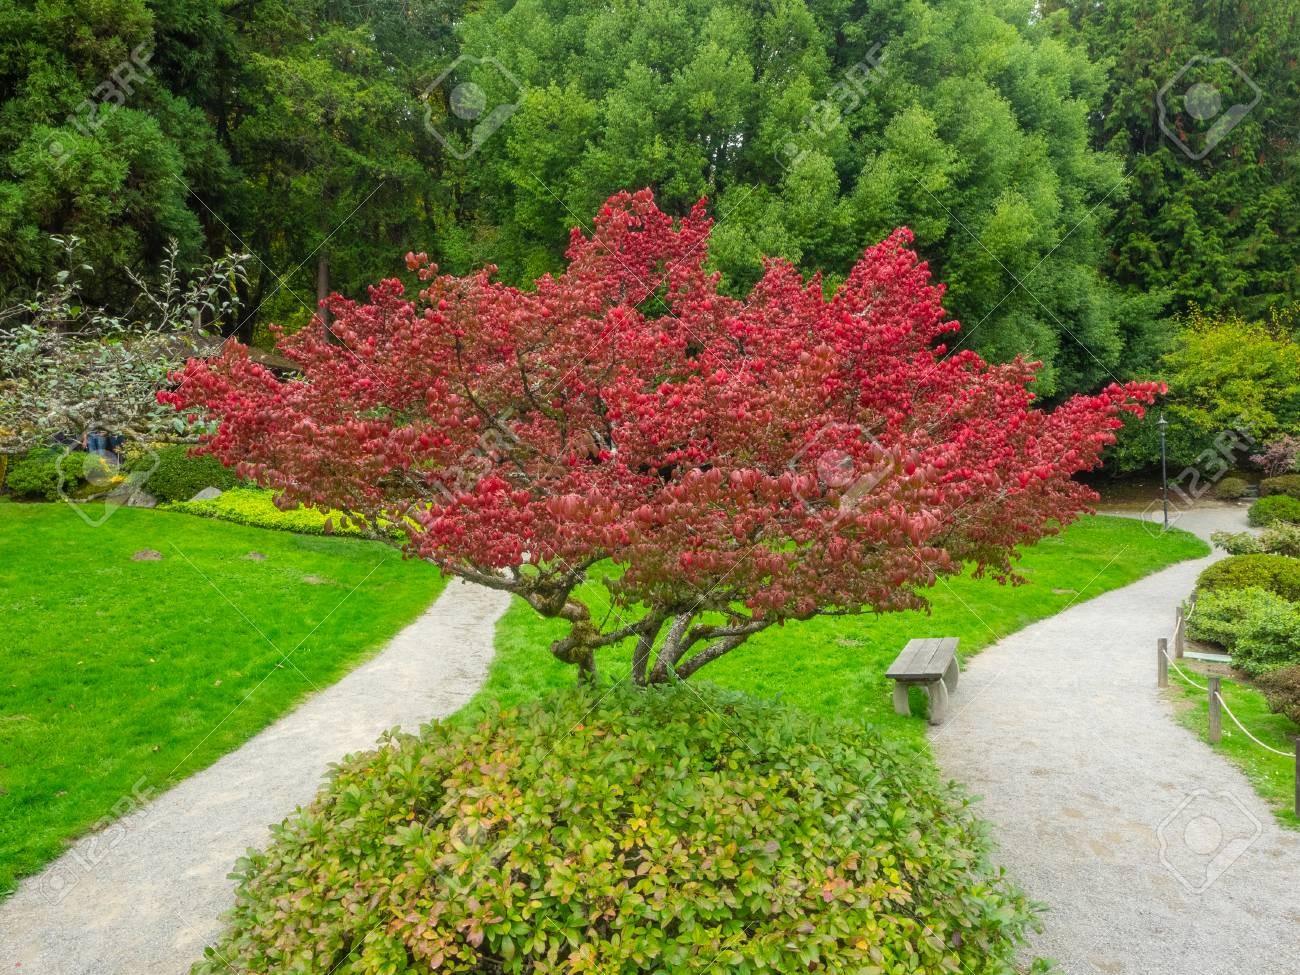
[0,503,443,895]
[1170,670,1300,827]
[473,515,1209,745]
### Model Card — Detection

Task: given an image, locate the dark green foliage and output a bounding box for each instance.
[2,448,100,500]
[139,444,238,502]
[1248,495,1300,527]
[451,0,1127,395]
[1257,664,1300,725]
[1043,0,1300,325]
[1215,477,1250,500]
[1260,475,1300,500]
[1198,554,1300,601]
[196,686,1040,974]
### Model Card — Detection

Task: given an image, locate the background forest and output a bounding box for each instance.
[2,0,1297,467]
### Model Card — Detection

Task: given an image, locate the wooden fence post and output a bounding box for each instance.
[1294,738,1299,818]
[1174,607,1185,658]
[1208,677,1222,744]
[1157,638,1169,688]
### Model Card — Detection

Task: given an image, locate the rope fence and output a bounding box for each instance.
[1158,601,1300,817]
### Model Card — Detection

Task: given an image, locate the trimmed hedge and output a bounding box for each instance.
[1259,474,1300,499]
[137,444,240,502]
[194,686,1039,975]
[1247,494,1300,527]
[1214,476,1250,500]
[1198,554,1300,602]
[166,487,398,539]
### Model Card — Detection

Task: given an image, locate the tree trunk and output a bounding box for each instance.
[317,253,333,338]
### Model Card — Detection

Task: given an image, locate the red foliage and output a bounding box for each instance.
[162,189,1161,682]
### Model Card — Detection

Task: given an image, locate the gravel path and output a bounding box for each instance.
[932,505,1300,975]
[0,578,510,975]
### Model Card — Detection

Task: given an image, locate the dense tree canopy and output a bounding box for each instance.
[452,0,1131,395]
[164,191,1159,682]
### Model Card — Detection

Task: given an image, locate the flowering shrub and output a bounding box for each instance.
[193,686,1041,975]
[1250,436,1300,477]
[164,190,1159,684]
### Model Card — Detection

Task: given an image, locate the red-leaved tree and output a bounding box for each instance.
[163,190,1160,684]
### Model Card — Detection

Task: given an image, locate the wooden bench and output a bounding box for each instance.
[886,638,960,725]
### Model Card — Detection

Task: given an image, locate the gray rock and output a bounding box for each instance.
[189,486,223,501]
[106,483,157,508]
[131,549,163,561]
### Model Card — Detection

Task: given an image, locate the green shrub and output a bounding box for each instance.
[1247,494,1300,526]
[1212,525,1300,557]
[165,487,399,539]
[195,686,1039,975]
[1259,474,1300,499]
[1260,523,1300,558]
[138,444,239,502]
[3,448,105,500]
[1197,554,1300,601]
[1210,531,1264,555]
[1214,476,1250,500]
[1189,586,1300,675]
[1188,587,1291,652]
[1256,664,1300,725]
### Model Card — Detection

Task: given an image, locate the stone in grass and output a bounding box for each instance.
[132,549,163,561]
[190,486,224,501]
[243,551,268,562]
[107,483,158,508]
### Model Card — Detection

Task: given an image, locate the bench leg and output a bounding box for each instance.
[942,655,960,694]
[891,681,911,717]
[926,679,949,725]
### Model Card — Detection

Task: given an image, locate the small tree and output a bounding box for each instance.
[164,190,1159,683]
[0,237,249,456]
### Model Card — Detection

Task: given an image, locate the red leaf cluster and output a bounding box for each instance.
[161,189,1160,679]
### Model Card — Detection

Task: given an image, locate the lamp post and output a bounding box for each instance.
[1158,412,1169,530]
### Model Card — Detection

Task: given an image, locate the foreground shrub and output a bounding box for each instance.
[1214,476,1250,500]
[166,487,399,539]
[1260,474,1300,499]
[1198,554,1300,601]
[138,444,239,502]
[1257,664,1300,725]
[195,687,1040,975]
[1247,494,1300,526]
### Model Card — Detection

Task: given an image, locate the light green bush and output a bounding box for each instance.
[1259,474,1300,499]
[166,487,398,539]
[194,686,1040,975]
[1214,476,1250,500]
[1198,554,1300,601]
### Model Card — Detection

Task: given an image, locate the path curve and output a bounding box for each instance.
[1,578,510,975]
[932,506,1300,975]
